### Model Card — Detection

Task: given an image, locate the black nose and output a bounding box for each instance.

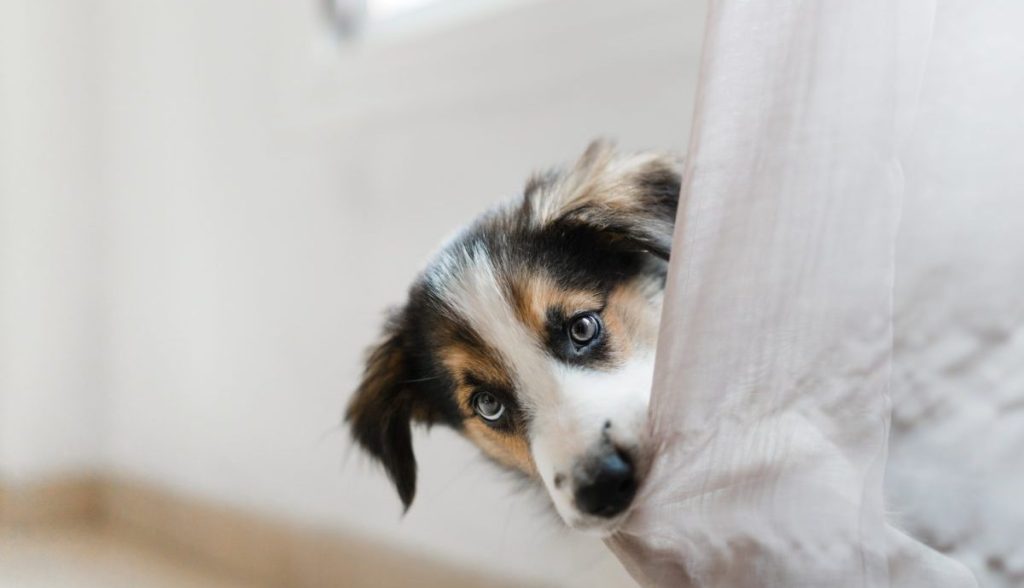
[573,450,637,518]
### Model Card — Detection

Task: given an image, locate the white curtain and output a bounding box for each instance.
[607,1,1024,586]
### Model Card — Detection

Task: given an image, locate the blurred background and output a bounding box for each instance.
[0,0,706,586]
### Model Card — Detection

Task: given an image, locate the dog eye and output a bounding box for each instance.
[472,392,505,422]
[568,313,601,345]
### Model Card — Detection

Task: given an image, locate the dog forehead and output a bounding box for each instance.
[424,244,556,398]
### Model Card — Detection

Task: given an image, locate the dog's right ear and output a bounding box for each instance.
[345,311,421,512]
[524,140,684,260]
[522,139,683,260]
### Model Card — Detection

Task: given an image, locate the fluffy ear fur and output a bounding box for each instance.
[345,312,422,511]
[523,139,683,259]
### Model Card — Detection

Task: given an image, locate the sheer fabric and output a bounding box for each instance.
[603,1,1023,585]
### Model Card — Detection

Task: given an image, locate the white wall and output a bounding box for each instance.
[885,3,1024,584]
[88,0,706,586]
[0,1,106,482]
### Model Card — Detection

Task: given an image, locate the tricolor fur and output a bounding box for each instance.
[346,140,682,533]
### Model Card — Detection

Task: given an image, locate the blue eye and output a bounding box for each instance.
[472,392,505,421]
[568,313,601,345]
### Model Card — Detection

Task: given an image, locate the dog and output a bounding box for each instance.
[346,140,681,534]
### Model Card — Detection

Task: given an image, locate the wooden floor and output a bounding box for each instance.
[0,525,250,588]
[0,478,531,588]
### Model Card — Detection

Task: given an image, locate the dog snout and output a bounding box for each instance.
[573,448,637,518]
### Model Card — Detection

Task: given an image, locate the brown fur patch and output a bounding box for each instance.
[440,345,513,394]
[463,419,536,476]
[508,272,657,370]
[603,280,662,357]
[439,341,536,476]
[508,272,602,335]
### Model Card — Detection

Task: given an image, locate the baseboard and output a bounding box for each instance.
[0,476,527,588]
[0,475,103,526]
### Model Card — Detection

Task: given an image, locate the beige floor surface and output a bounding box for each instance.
[0,526,251,588]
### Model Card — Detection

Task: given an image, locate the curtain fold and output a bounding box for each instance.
[605,2,977,585]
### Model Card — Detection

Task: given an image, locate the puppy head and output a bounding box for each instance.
[346,140,681,533]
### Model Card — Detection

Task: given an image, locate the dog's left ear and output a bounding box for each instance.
[523,139,683,260]
[345,310,426,512]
